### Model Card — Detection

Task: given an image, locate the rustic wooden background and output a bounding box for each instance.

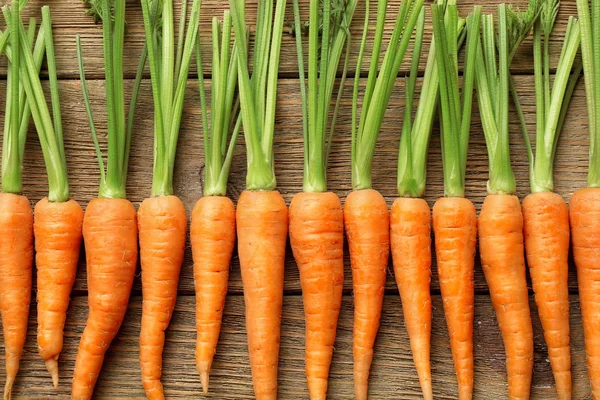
[0,0,593,398]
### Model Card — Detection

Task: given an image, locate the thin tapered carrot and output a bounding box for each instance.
[570,188,600,397]
[290,192,344,400]
[479,194,534,399]
[0,193,33,399]
[71,198,138,400]
[191,196,236,391]
[236,190,288,400]
[34,198,83,387]
[344,189,389,400]
[390,197,432,399]
[138,196,187,399]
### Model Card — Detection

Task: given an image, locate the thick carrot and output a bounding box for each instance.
[390,197,432,400]
[71,198,138,400]
[433,197,476,400]
[570,188,600,397]
[344,189,389,400]
[0,193,33,399]
[479,194,534,399]
[236,190,288,400]
[191,195,236,392]
[34,197,83,387]
[523,192,571,399]
[138,196,187,399]
[289,192,344,400]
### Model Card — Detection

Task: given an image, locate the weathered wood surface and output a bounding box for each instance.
[0,295,592,399]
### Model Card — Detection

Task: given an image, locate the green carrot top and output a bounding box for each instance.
[431,1,480,198]
[229,0,287,192]
[76,0,143,199]
[293,0,357,193]
[140,0,201,197]
[351,0,424,191]
[576,0,600,187]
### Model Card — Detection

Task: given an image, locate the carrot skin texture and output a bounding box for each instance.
[191,195,236,393]
[0,193,33,399]
[289,192,344,400]
[390,197,432,400]
[523,192,571,399]
[34,197,84,388]
[433,197,476,400]
[479,194,534,400]
[72,198,138,400]
[237,190,288,400]
[138,196,187,400]
[344,189,390,400]
[570,187,600,399]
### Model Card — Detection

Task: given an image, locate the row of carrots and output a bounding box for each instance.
[1,0,600,400]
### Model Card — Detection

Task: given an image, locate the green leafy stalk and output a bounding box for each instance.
[432,3,480,198]
[351,0,425,191]
[77,0,141,199]
[229,0,287,191]
[294,0,357,193]
[141,0,201,197]
[198,9,242,197]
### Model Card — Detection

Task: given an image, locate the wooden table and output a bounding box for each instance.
[0,0,593,398]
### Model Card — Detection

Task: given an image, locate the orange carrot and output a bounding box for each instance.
[0,193,33,398]
[191,196,236,392]
[344,189,390,400]
[290,192,344,400]
[433,197,477,399]
[523,192,571,398]
[71,198,138,400]
[390,197,432,399]
[479,194,534,399]
[138,196,187,399]
[237,190,288,400]
[34,198,83,387]
[570,188,600,397]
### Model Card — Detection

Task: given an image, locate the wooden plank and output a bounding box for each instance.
[0,74,588,295]
[0,0,581,79]
[0,295,591,399]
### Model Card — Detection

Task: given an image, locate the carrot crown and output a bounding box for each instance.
[516,0,581,193]
[431,2,480,198]
[77,0,142,199]
[140,0,201,197]
[197,10,241,197]
[293,0,356,193]
[576,0,600,188]
[351,0,424,191]
[229,0,287,192]
[477,1,542,196]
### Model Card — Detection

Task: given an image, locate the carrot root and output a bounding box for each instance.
[237,190,288,400]
[479,194,534,399]
[433,197,476,400]
[390,197,432,400]
[191,195,236,394]
[344,189,390,400]
[72,198,138,400]
[0,193,33,400]
[290,192,344,400]
[138,195,187,400]
[523,192,571,399]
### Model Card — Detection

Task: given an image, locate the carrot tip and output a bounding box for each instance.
[3,375,14,400]
[45,359,59,388]
[199,371,209,394]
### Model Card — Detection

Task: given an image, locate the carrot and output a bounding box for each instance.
[191,196,236,391]
[289,1,355,397]
[73,1,144,397]
[479,195,533,399]
[137,1,200,397]
[237,190,288,399]
[229,1,289,398]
